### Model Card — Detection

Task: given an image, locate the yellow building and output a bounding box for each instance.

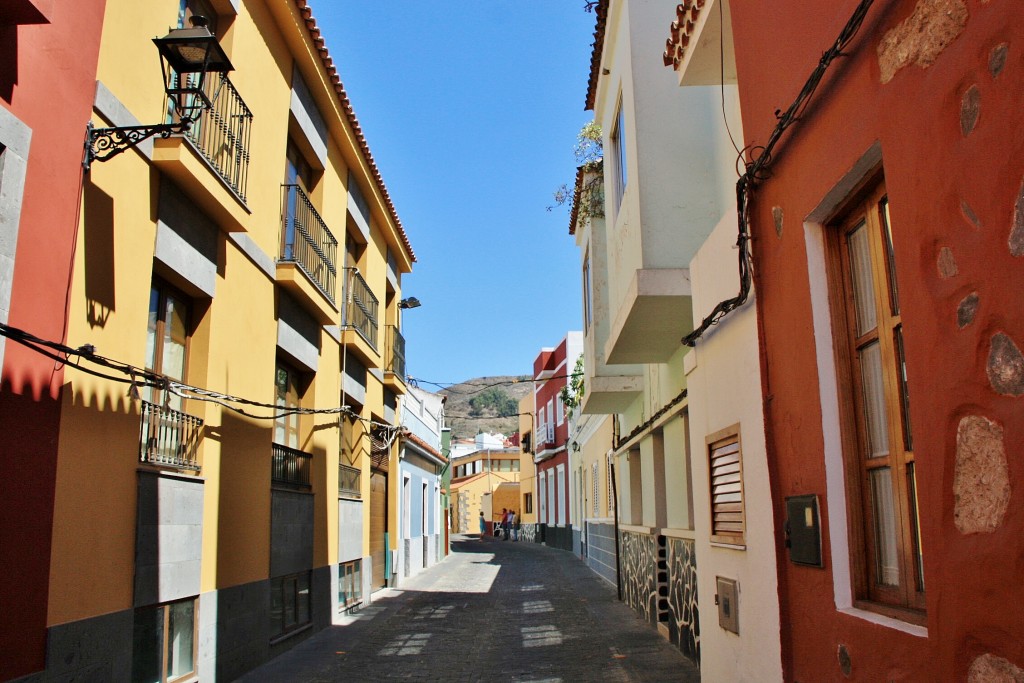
[517,393,538,528]
[449,447,521,534]
[45,1,414,679]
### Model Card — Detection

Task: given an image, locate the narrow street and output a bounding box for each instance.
[239,535,701,682]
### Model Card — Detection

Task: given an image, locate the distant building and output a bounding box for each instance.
[530,332,583,551]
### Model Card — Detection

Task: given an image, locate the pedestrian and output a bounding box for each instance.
[479,510,485,535]
[509,509,518,541]
[501,508,509,540]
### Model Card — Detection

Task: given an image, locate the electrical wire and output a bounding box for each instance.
[682,0,875,347]
[0,321,402,434]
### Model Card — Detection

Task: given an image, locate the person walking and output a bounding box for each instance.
[509,510,518,541]
[479,510,485,535]
[499,508,508,539]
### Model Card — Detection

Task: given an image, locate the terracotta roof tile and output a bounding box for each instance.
[663,0,706,72]
[293,0,416,262]
[584,0,610,111]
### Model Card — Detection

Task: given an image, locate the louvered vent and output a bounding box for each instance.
[710,438,744,543]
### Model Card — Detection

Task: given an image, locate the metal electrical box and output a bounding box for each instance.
[716,577,739,634]
[786,494,823,567]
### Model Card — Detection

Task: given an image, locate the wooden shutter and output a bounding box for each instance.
[709,433,744,545]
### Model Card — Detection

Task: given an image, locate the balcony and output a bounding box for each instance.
[277,184,339,324]
[339,463,361,498]
[604,269,694,365]
[344,269,378,351]
[139,400,203,471]
[271,443,312,489]
[384,325,406,388]
[153,73,253,232]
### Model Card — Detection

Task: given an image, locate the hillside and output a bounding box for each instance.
[440,376,532,440]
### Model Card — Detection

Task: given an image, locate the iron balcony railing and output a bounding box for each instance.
[139,400,203,471]
[385,325,406,383]
[171,72,253,202]
[272,443,312,489]
[345,269,378,350]
[281,184,338,303]
[339,463,361,498]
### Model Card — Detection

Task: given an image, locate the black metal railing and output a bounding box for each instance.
[171,73,253,201]
[339,463,361,498]
[281,184,338,302]
[346,269,378,349]
[271,443,312,488]
[139,400,203,470]
[385,325,406,382]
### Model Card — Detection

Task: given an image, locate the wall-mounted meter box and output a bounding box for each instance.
[716,577,739,634]
[786,494,823,567]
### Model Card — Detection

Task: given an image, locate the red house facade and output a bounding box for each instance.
[531,332,582,548]
[0,2,107,678]
[720,0,1024,679]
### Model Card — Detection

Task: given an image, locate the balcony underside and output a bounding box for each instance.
[605,268,694,365]
[383,371,407,395]
[152,136,249,232]
[275,262,338,325]
[581,374,643,414]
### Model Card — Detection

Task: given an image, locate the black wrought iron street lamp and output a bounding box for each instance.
[83,16,233,170]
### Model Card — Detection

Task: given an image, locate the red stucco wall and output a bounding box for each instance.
[730,0,1024,680]
[0,2,106,678]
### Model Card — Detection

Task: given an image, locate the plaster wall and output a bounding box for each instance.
[729,0,1024,679]
[685,209,782,683]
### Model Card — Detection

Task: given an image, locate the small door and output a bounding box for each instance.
[369,469,388,589]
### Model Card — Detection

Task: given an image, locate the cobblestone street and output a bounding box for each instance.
[239,535,700,682]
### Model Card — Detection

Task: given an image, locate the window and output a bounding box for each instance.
[512,459,520,472]
[583,253,593,331]
[708,427,744,546]
[828,180,923,616]
[282,139,315,262]
[607,453,614,516]
[592,462,599,516]
[556,394,564,426]
[132,598,197,683]
[271,571,311,638]
[537,407,545,444]
[524,492,533,514]
[610,101,627,210]
[146,281,191,409]
[178,0,220,35]
[274,362,301,449]
[338,561,362,610]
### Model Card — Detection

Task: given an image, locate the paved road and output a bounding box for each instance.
[239,534,701,682]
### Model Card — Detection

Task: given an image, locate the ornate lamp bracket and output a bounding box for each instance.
[83,119,193,171]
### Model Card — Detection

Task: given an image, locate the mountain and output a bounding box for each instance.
[438,376,532,440]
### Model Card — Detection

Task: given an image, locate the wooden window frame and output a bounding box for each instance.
[270,570,312,640]
[708,425,745,547]
[273,361,303,450]
[826,177,925,622]
[146,279,192,406]
[610,98,627,212]
[133,598,199,683]
[524,492,533,515]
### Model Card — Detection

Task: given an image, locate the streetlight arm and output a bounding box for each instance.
[84,119,193,170]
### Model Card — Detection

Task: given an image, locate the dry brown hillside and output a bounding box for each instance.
[439,376,532,440]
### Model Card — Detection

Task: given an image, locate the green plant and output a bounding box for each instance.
[549,121,604,224]
[560,354,585,412]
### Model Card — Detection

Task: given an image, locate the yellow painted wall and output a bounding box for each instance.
[49,0,411,626]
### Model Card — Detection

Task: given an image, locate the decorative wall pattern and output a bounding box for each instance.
[668,537,700,664]
[618,530,658,624]
[519,523,537,543]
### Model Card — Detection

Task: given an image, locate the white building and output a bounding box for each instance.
[396,387,447,583]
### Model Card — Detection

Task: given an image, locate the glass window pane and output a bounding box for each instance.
[146,288,160,372]
[847,222,877,336]
[131,606,163,683]
[880,198,900,315]
[859,341,889,459]
[167,600,195,680]
[270,577,284,633]
[870,468,900,587]
[297,572,311,626]
[907,462,924,592]
[895,325,912,451]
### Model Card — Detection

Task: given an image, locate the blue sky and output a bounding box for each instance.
[317,3,596,387]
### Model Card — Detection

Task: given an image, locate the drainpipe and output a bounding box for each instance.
[610,450,622,602]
